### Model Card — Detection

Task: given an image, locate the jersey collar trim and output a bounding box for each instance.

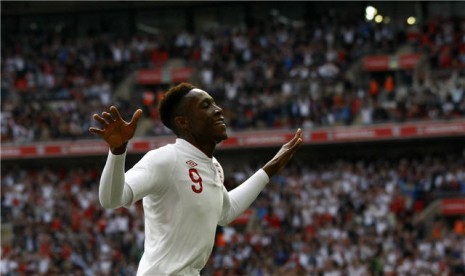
[175,138,212,161]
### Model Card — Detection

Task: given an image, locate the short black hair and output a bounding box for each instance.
[159,82,196,130]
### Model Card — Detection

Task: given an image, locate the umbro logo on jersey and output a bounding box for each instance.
[186,160,198,167]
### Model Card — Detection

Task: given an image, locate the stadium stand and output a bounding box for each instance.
[1,154,464,275]
[1,1,464,275]
[1,2,464,143]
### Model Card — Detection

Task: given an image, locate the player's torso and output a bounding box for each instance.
[171,153,224,221]
[138,143,226,274]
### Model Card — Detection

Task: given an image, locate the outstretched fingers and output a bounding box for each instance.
[103,110,118,123]
[263,129,303,176]
[286,128,303,149]
[89,127,104,136]
[93,114,107,126]
[284,129,303,161]
[293,128,303,143]
[129,109,143,127]
[89,106,121,136]
[109,106,124,122]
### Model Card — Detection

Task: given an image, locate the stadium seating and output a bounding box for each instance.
[1,3,464,275]
[1,155,464,274]
[1,10,464,143]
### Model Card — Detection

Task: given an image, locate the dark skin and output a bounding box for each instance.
[173,89,228,158]
[89,106,142,155]
[89,89,302,177]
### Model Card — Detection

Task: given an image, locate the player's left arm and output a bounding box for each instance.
[218,169,269,226]
[218,129,302,226]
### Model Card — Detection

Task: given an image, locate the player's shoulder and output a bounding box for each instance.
[140,143,177,166]
[148,143,176,154]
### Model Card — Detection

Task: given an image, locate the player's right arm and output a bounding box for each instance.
[89,106,142,208]
[90,106,173,208]
[98,150,134,208]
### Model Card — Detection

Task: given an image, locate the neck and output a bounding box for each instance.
[178,134,216,158]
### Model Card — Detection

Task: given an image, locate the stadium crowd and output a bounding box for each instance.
[1,5,465,275]
[1,154,464,275]
[2,11,465,143]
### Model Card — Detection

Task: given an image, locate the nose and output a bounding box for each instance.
[214,104,223,114]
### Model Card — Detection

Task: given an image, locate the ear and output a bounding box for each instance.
[174,116,190,131]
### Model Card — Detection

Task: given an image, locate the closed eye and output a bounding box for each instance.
[201,99,215,109]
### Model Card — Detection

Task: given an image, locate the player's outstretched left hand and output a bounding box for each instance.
[262,128,303,177]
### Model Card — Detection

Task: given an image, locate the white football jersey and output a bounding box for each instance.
[125,139,230,275]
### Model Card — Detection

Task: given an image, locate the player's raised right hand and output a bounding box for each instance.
[89,106,143,154]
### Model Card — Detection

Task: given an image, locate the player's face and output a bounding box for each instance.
[183,89,228,144]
